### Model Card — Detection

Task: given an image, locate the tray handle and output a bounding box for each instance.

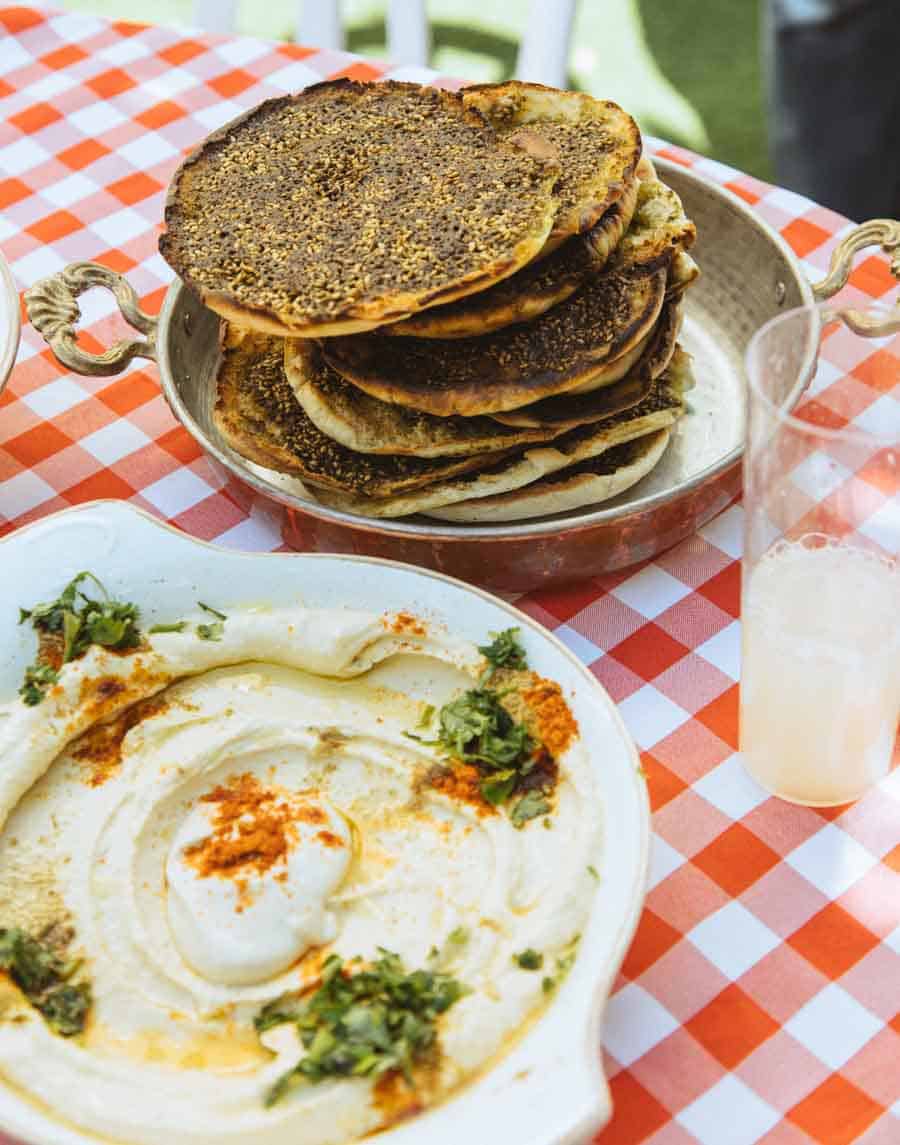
[810,218,900,334]
[24,262,157,376]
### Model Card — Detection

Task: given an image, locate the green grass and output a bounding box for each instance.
[60,0,771,178]
[638,0,771,179]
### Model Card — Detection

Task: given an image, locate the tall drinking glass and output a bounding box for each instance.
[741,302,900,805]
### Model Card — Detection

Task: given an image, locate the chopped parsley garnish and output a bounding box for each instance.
[0,926,91,1037]
[19,662,59,706]
[415,703,436,731]
[479,769,518,806]
[428,685,554,817]
[254,993,305,1035]
[435,687,533,767]
[197,601,227,621]
[541,935,580,996]
[407,626,556,824]
[257,948,466,1107]
[20,572,141,659]
[17,572,141,705]
[587,864,600,881]
[428,926,469,969]
[510,790,551,828]
[513,949,543,971]
[148,620,187,635]
[478,627,528,680]
[196,601,226,641]
[34,982,91,1036]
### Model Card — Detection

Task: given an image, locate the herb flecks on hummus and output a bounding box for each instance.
[0,925,91,1036]
[148,620,188,635]
[257,948,466,1107]
[196,601,227,642]
[433,687,535,804]
[541,934,580,996]
[478,627,528,679]
[414,628,577,827]
[513,948,543,970]
[423,683,551,820]
[18,572,143,705]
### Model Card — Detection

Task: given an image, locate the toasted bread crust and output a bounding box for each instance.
[161,80,560,337]
[488,373,652,432]
[666,249,700,298]
[312,377,683,519]
[283,341,570,458]
[425,429,671,523]
[322,265,667,417]
[383,177,639,340]
[490,300,680,429]
[603,177,697,275]
[213,326,509,494]
[463,82,641,250]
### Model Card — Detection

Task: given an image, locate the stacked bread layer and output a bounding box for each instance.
[159,80,699,524]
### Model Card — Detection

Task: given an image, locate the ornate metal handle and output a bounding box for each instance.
[811,218,900,335]
[24,262,157,376]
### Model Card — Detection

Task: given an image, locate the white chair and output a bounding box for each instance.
[192,0,578,88]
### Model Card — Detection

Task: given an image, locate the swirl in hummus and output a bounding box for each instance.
[0,581,599,1145]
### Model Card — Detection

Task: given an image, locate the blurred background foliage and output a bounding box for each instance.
[60,0,772,179]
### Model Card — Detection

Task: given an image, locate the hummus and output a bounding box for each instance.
[0,601,600,1145]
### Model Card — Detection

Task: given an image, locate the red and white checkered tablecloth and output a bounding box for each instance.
[1,6,899,1144]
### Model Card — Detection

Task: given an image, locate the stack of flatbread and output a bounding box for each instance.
[160,78,699,522]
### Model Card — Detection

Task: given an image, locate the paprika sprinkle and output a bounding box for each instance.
[182,773,334,889]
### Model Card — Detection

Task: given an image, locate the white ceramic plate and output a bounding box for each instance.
[0,501,649,1145]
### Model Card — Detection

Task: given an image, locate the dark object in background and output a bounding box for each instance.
[766,0,900,221]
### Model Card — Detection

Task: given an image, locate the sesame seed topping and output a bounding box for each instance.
[217,333,502,494]
[161,81,559,328]
[323,265,666,414]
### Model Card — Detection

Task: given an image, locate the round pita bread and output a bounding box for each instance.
[321,265,667,417]
[160,81,560,338]
[462,82,641,255]
[310,374,684,518]
[283,340,570,458]
[491,301,680,429]
[213,326,509,495]
[425,430,671,522]
[380,176,638,340]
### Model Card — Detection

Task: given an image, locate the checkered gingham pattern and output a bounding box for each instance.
[1,6,898,1144]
